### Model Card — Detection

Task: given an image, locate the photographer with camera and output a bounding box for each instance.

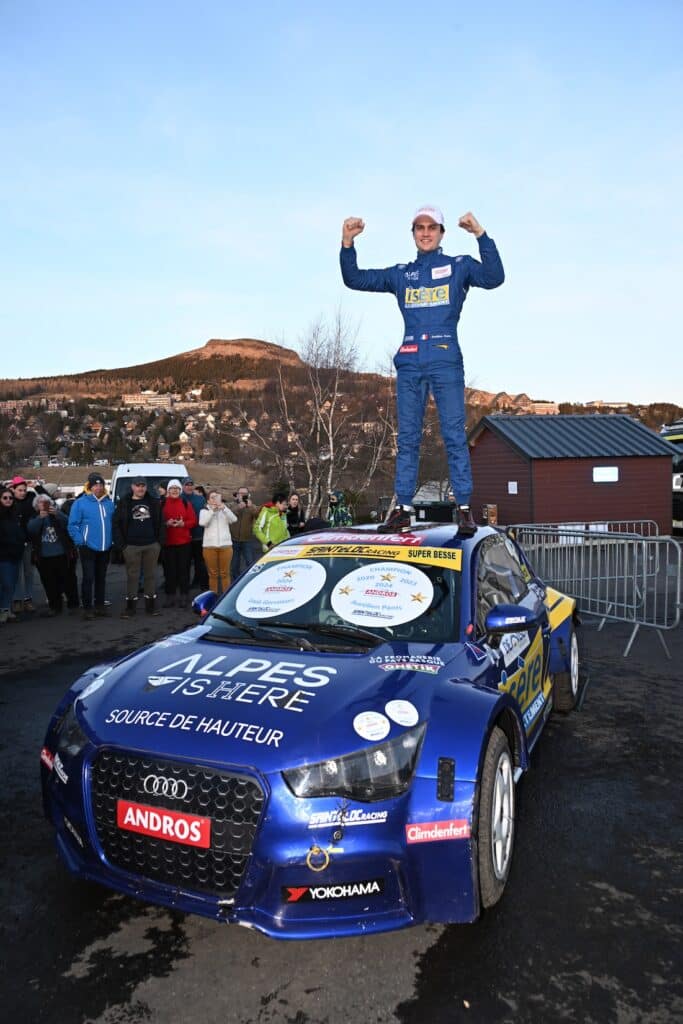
[230,486,259,580]
[199,490,237,594]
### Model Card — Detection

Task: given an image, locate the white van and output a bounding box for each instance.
[110,463,190,504]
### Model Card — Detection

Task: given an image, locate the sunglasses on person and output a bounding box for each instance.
[1,495,14,502]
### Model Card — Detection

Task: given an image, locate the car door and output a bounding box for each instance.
[474,535,551,740]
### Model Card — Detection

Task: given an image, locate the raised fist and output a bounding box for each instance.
[458,212,484,238]
[342,217,365,246]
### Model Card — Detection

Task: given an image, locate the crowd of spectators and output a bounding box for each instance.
[0,474,354,623]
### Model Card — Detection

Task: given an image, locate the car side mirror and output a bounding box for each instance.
[192,591,219,618]
[484,604,543,634]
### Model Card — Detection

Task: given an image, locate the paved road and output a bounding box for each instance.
[1,614,681,1024]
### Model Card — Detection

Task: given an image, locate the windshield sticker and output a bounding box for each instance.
[370,653,444,674]
[353,711,391,742]
[310,531,423,546]
[235,558,326,619]
[331,562,435,627]
[261,544,307,561]
[263,543,461,570]
[385,700,419,727]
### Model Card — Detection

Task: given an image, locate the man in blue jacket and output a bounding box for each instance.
[67,472,114,619]
[340,205,504,534]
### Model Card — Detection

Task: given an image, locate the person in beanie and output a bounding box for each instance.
[253,492,289,552]
[27,494,78,616]
[198,489,237,593]
[182,479,208,590]
[160,478,197,606]
[67,473,114,619]
[340,206,504,535]
[112,477,163,617]
[327,490,353,528]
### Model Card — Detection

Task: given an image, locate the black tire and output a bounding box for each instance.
[477,726,515,909]
[553,624,580,713]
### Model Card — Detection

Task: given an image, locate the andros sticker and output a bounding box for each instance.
[405,819,471,843]
[117,799,211,848]
[332,562,434,627]
[235,558,326,619]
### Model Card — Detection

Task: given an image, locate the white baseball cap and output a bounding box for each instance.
[412,205,444,226]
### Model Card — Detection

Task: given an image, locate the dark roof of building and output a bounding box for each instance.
[469,414,680,460]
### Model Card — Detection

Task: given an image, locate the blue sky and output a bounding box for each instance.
[2,1,681,404]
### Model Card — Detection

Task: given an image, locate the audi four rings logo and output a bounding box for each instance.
[142,774,189,800]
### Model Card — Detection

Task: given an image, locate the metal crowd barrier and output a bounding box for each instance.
[509,523,682,658]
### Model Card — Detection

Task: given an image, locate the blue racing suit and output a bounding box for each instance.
[340,235,504,505]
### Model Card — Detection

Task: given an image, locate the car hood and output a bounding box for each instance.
[75,628,463,772]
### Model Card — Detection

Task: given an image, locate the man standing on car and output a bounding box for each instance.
[113,476,163,617]
[340,206,504,534]
[67,473,114,619]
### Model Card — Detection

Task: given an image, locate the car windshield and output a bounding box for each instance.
[207,554,461,647]
[113,476,181,503]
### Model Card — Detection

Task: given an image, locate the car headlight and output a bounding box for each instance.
[55,703,89,759]
[283,723,426,802]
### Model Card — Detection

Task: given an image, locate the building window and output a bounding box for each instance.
[592,466,619,483]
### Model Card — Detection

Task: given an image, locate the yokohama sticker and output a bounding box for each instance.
[282,878,384,902]
[406,819,471,843]
[117,799,211,848]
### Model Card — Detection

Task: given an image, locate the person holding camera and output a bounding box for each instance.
[230,486,259,579]
[198,490,237,593]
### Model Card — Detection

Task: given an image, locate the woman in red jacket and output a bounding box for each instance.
[161,479,197,607]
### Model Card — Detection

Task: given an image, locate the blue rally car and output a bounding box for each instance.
[41,523,580,939]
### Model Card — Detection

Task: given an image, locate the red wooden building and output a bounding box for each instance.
[468,414,676,533]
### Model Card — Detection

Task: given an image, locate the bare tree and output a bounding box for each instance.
[238,312,395,515]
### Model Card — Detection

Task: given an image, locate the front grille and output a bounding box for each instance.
[91,750,265,897]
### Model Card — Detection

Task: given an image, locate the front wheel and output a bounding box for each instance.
[553,625,580,712]
[477,726,515,909]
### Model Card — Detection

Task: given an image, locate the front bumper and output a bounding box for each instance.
[43,752,478,939]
